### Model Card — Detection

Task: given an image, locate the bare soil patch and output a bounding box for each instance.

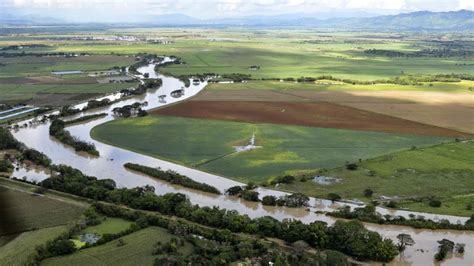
[193,89,474,135]
[153,101,470,137]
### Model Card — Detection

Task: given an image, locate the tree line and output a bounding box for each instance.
[30,163,398,262]
[124,163,221,195]
[329,205,474,231]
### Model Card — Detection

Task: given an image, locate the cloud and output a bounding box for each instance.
[346,0,407,10]
[459,0,474,9]
[3,0,470,21]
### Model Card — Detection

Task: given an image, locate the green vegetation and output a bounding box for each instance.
[0,225,70,265]
[50,119,100,156]
[42,227,192,266]
[329,205,474,231]
[0,186,85,235]
[207,79,474,93]
[82,218,133,236]
[124,163,221,194]
[92,116,449,182]
[31,164,398,262]
[281,141,474,216]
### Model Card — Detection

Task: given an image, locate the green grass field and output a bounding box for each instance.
[0,56,135,78]
[1,30,472,81]
[42,227,194,266]
[82,218,133,236]
[279,141,474,216]
[207,80,474,93]
[0,83,136,105]
[0,186,85,235]
[0,225,70,266]
[91,116,450,183]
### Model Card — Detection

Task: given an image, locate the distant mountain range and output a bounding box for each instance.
[1,10,473,31]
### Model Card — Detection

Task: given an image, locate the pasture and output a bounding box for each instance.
[0,55,137,106]
[0,186,85,236]
[0,225,70,265]
[1,30,472,81]
[91,116,449,182]
[42,227,194,266]
[82,218,133,236]
[279,141,474,216]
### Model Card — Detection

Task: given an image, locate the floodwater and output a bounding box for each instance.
[10,62,474,265]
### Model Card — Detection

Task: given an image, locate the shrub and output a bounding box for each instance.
[429,199,442,208]
[327,193,341,202]
[345,163,358,171]
[363,188,374,197]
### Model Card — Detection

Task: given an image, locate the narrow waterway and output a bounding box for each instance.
[10,61,474,265]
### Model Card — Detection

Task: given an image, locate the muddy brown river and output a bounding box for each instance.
[10,62,474,265]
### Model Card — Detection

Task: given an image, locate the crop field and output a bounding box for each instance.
[82,218,133,236]
[279,141,474,216]
[0,55,135,78]
[0,82,136,106]
[0,186,85,236]
[42,227,194,266]
[1,30,472,81]
[193,87,474,134]
[154,101,468,137]
[91,116,449,182]
[0,225,70,265]
[207,80,474,93]
[0,54,137,106]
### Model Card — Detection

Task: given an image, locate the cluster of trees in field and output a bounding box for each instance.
[329,205,474,231]
[112,102,148,118]
[31,164,398,262]
[124,163,221,194]
[49,119,100,156]
[365,48,474,58]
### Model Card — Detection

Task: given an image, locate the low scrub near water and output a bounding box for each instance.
[91,116,449,183]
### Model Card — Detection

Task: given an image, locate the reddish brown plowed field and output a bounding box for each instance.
[153,101,470,137]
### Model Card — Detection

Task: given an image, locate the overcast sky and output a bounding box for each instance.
[2,0,473,22]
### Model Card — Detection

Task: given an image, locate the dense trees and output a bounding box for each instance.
[365,48,474,58]
[112,102,147,118]
[0,127,21,150]
[124,163,221,194]
[330,205,474,231]
[327,220,398,262]
[22,148,51,167]
[35,165,398,262]
[49,119,99,156]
